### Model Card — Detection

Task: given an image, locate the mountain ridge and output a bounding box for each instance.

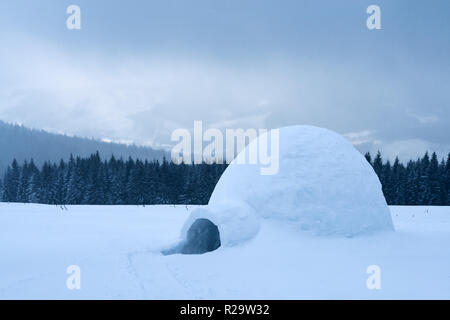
[0,120,167,173]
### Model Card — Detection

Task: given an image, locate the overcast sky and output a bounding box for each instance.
[0,0,449,161]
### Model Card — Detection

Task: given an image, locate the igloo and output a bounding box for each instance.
[169,125,394,254]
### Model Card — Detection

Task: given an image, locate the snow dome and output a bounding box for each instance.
[170,125,394,254]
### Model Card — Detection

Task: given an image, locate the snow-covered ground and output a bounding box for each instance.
[0,203,449,299]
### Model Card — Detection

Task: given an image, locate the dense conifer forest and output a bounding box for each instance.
[1,151,449,206]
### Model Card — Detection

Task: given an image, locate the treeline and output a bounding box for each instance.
[365,151,450,205]
[1,151,450,206]
[0,152,227,205]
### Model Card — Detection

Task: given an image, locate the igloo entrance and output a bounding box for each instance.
[162,218,221,255]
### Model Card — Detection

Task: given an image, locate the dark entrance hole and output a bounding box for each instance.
[162,219,221,255]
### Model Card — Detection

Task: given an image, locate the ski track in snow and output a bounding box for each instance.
[125,250,149,299]
[127,249,198,299]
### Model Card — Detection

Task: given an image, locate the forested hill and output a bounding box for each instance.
[0,120,167,174]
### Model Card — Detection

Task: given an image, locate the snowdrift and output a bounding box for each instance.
[177,125,394,252]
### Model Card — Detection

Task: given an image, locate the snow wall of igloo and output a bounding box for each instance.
[179,202,260,248]
[177,125,394,252]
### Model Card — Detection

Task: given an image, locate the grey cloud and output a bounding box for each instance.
[0,29,449,160]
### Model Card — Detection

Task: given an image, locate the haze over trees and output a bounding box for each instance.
[0,120,167,174]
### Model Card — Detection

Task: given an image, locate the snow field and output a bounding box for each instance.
[0,204,449,299]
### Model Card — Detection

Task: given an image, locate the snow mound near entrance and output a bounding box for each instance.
[180,201,260,248]
[181,125,394,248]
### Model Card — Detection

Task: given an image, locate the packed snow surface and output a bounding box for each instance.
[0,204,449,299]
[198,126,394,245]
